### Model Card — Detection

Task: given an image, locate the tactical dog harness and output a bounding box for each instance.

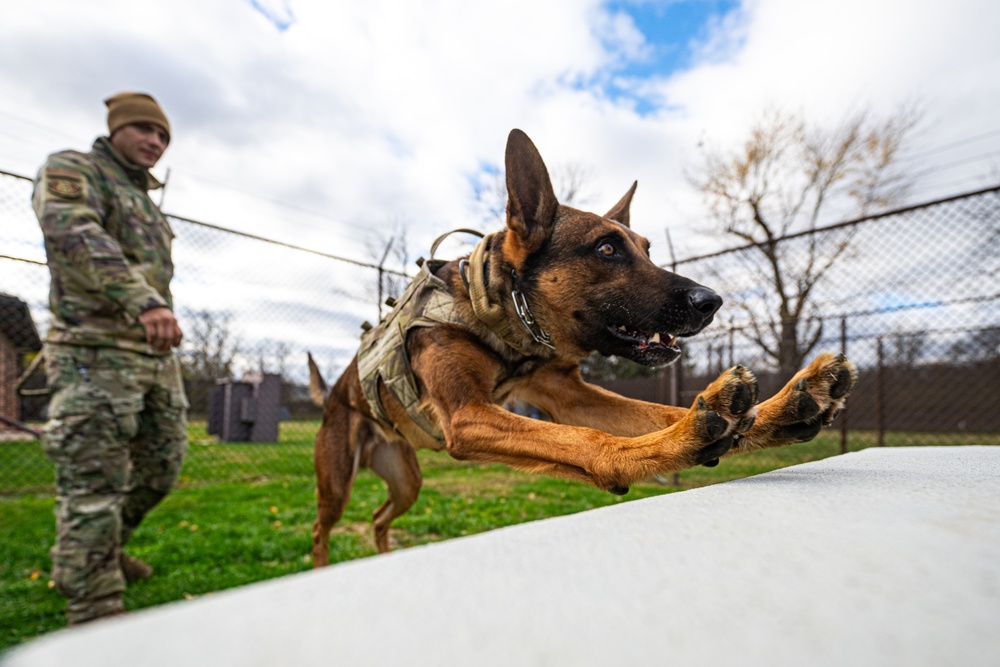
[356,229,553,442]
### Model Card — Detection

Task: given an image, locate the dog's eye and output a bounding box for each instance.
[597,242,616,257]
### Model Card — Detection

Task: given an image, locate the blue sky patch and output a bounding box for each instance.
[247,0,296,31]
[596,0,740,114]
[874,294,944,313]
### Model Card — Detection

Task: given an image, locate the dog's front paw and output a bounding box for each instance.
[687,365,759,466]
[744,353,858,449]
[591,365,760,485]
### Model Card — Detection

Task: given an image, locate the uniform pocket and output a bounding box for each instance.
[110,395,144,440]
[162,355,189,411]
[170,389,190,411]
[42,382,120,476]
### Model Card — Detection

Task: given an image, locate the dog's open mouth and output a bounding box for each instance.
[611,324,679,352]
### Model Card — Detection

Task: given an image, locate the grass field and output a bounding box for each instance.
[1,421,994,652]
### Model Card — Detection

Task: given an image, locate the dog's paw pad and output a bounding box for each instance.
[701,409,729,441]
[694,434,734,464]
[729,380,754,415]
[829,367,854,399]
[790,389,821,422]
[774,420,823,443]
[813,353,858,402]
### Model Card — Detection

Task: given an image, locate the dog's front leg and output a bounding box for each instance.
[412,331,758,490]
[513,363,689,436]
[439,399,748,491]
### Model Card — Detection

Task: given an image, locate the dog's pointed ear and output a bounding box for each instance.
[505,129,558,255]
[604,181,638,228]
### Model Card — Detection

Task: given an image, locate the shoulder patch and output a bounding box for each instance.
[44,167,85,200]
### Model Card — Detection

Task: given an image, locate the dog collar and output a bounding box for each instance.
[509,269,554,349]
[458,232,554,353]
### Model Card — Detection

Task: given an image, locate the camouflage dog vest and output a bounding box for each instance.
[357,256,465,442]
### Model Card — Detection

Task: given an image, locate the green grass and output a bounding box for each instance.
[1,422,995,652]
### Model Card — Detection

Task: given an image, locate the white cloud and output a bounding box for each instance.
[1,0,998,267]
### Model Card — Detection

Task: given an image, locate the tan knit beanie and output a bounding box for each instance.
[104,92,171,140]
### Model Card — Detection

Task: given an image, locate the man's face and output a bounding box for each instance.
[110,122,169,169]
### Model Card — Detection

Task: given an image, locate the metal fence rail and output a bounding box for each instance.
[1,168,399,492]
[2,166,998,493]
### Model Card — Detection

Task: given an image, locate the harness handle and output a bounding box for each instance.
[429,228,485,260]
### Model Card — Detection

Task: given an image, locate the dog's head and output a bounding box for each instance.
[500,129,722,367]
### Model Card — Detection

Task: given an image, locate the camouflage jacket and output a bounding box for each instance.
[357,258,464,442]
[33,136,175,355]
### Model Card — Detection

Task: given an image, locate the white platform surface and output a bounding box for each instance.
[5,446,999,667]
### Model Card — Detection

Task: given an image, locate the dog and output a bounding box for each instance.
[307,129,857,564]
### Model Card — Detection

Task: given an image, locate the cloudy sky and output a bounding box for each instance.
[2,0,999,266]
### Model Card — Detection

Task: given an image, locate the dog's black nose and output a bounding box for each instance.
[689,287,723,318]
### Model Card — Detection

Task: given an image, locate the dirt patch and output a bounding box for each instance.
[423,470,523,496]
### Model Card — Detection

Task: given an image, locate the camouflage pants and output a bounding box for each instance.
[41,344,189,624]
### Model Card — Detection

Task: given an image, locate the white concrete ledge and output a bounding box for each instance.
[5,446,999,667]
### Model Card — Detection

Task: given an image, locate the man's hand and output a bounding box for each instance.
[138,307,183,352]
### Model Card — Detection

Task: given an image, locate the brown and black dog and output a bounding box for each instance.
[308,129,857,564]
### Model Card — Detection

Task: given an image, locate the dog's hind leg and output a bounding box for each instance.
[311,409,363,568]
[368,439,422,554]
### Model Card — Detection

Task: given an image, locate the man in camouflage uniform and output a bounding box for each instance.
[33,92,188,625]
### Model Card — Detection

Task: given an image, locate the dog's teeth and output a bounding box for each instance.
[651,332,661,344]
[669,336,678,346]
[618,325,627,332]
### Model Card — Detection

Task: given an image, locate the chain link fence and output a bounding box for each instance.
[599,186,1000,450]
[2,166,999,493]
[1,168,406,492]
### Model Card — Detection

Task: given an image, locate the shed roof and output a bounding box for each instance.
[0,293,42,351]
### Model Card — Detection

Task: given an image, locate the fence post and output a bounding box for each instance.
[670,354,682,487]
[840,317,848,454]
[876,336,885,447]
[377,267,384,319]
[376,238,394,319]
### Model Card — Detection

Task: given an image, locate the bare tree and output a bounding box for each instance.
[947,326,1000,363]
[253,338,291,376]
[689,105,921,377]
[179,308,242,381]
[888,331,928,366]
[177,308,243,414]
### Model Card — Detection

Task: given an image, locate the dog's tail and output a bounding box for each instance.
[307,352,329,407]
